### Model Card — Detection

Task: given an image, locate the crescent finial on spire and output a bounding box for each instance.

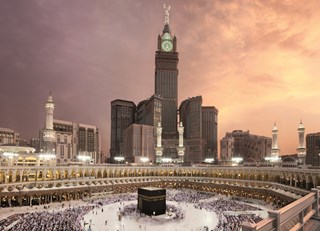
[163,4,170,25]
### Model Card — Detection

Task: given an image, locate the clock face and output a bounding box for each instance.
[161,40,173,52]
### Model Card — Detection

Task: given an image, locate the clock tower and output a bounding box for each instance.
[155,5,179,138]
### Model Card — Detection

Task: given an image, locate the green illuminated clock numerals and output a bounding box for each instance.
[161,40,173,52]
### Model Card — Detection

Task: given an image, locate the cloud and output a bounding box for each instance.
[0,0,320,155]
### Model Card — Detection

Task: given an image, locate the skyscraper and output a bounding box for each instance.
[179,97,219,161]
[136,94,162,129]
[179,96,202,139]
[154,5,179,138]
[53,119,100,164]
[121,124,155,163]
[306,132,320,166]
[202,106,218,159]
[110,99,136,160]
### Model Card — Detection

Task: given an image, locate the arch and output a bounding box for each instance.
[15,170,21,182]
[84,170,90,178]
[97,170,102,178]
[243,158,257,167]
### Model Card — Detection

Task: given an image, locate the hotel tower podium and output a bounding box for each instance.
[138,187,166,216]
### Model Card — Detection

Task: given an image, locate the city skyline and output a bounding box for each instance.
[1,0,320,156]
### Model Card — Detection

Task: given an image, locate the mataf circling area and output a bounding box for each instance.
[0,189,273,231]
[82,189,271,231]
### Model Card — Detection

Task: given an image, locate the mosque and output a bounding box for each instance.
[0,5,319,231]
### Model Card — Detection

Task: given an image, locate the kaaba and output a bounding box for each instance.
[138,187,166,216]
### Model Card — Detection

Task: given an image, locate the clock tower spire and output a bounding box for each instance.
[163,4,171,34]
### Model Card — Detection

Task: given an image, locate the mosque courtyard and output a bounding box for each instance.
[0,189,273,231]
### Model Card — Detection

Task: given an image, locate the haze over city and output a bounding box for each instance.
[1,0,320,156]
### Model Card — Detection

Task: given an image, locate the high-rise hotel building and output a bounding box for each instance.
[110,100,136,161]
[0,128,20,145]
[179,96,219,162]
[306,132,320,166]
[202,106,218,159]
[220,130,272,162]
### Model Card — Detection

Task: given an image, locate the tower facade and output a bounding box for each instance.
[110,99,136,160]
[53,120,101,164]
[297,121,306,164]
[220,130,271,162]
[202,106,218,160]
[137,95,162,129]
[121,124,154,163]
[179,96,202,139]
[155,5,179,138]
[0,128,20,145]
[306,132,320,166]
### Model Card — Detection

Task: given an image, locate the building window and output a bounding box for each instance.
[68,144,71,159]
[60,145,64,158]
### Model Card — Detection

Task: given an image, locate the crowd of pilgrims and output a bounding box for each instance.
[167,190,263,231]
[121,203,184,222]
[196,197,263,231]
[6,205,93,231]
[4,189,264,231]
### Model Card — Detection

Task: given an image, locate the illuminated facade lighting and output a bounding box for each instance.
[3,152,19,158]
[231,157,243,163]
[39,154,56,159]
[161,158,172,163]
[204,158,214,163]
[140,157,149,163]
[77,155,91,161]
[114,156,124,161]
[265,156,281,162]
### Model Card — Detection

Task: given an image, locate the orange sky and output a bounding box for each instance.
[1,0,320,155]
[175,0,320,155]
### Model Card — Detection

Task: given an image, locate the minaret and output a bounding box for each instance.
[45,92,54,130]
[155,122,163,163]
[176,122,185,163]
[271,123,280,158]
[42,92,56,155]
[156,122,162,148]
[297,120,306,165]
